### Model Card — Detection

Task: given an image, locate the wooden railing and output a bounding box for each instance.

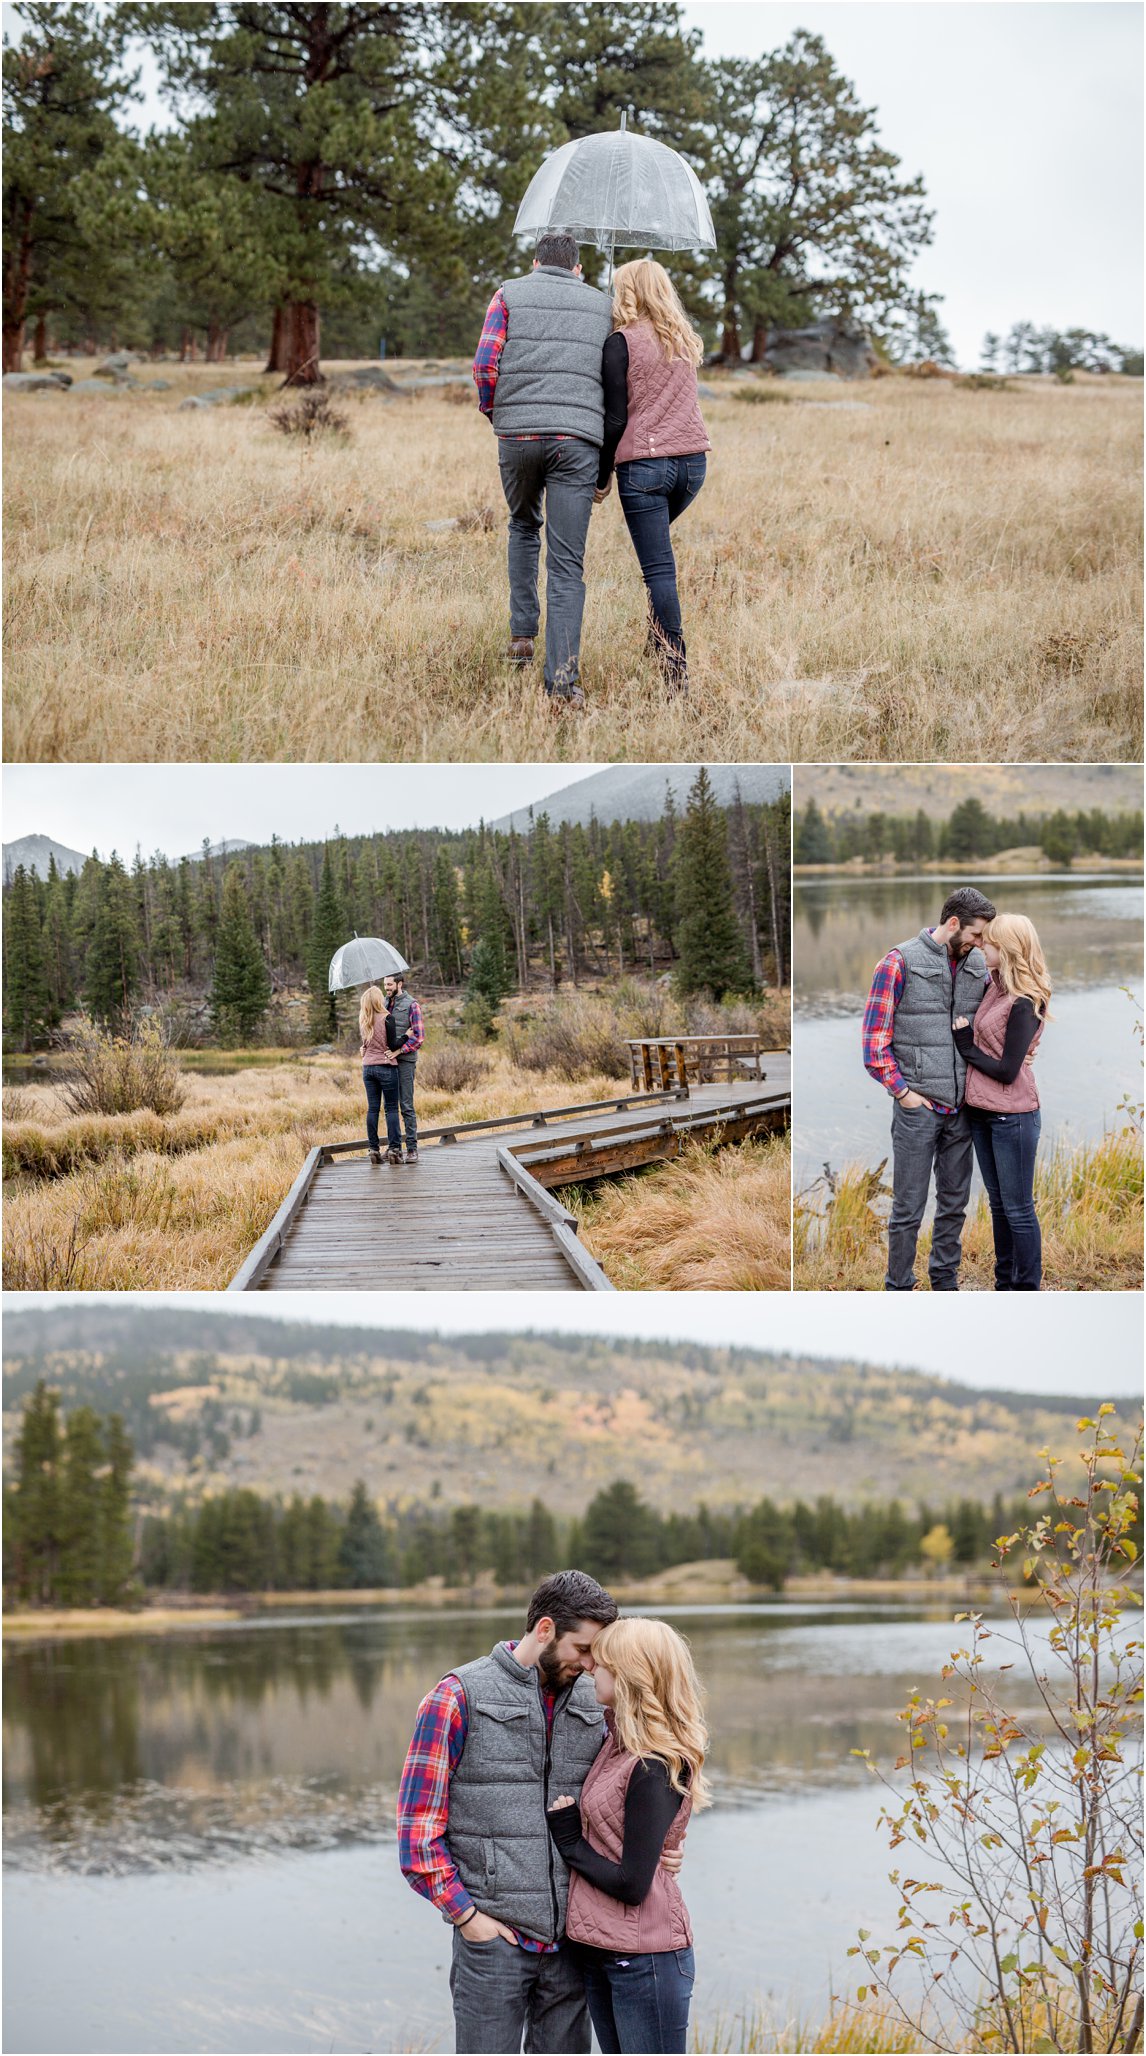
[625,1035,765,1091]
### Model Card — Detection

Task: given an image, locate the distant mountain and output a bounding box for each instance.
[2,834,89,881]
[2,834,256,880]
[492,764,789,832]
[1,1304,1111,1516]
[795,764,1142,821]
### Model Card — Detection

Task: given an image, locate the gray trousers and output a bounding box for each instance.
[497,436,598,695]
[397,1055,417,1151]
[885,1101,974,1291]
[450,1931,590,2055]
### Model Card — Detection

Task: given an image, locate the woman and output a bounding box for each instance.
[359,984,402,1166]
[598,259,711,695]
[547,1617,708,2054]
[953,912,1052,1290]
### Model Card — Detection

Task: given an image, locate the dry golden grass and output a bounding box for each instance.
[793,1128,1144,1291]
[4,362,1140,762]
[6,1043,758,1290]
[563,1131,791,1289]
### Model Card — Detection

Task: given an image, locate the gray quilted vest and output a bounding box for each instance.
[386,988,416,1057]
[446,1642,606,1942]
[492,267,613,444]
[890,928,987,1105]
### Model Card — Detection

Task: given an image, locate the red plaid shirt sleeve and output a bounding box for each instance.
[862,949,907,1096]
[472,291,508,417]
[397,1675,472,1922]
[398,999,424,1055]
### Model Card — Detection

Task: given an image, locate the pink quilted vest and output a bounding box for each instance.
[963,973,1043,1111]
[614,321,711,465]
[563,1726,693,1952]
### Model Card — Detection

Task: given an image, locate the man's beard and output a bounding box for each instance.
[538,1642,575,1689]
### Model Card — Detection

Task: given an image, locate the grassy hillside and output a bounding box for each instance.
[2,1304,1109,1515]
[795,763,1143,820]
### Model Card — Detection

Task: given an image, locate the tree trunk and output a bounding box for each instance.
[32,313,48,363]
[282,298,322,386]
[750,321,769,363]
[179,327,193,363]
[264,304,289,374]
[206,321,229,363]
[717,263,741,364]
[3,208,33,372]
[547,913,558,989]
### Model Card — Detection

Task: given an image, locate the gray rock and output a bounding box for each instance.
[802,400,872,412]
[178,386,255,410]
[3,370,70,391]
[425,518,460,533]
[69,378,123,395]
[99,351,142,377]
[764,319,877,380]
[145,379,173,391]
[404,373,474,391]
[329,365,406,393]
[696,382,718,400]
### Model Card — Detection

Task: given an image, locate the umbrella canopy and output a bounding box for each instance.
[514,122,716,259]
[328,936,409,992]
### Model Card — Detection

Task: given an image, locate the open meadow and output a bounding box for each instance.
[3,988,790,1292]
[4,363,1141,764]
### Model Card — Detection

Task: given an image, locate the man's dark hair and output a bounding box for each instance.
[940,885,997,925]
[526,1569,617,1636]
[535,232,579,271]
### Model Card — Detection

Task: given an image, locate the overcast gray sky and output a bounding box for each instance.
[22,1292,1144,1398]
[3,3,1138,370]
[680,2,1143,365]
[1,764,602,858]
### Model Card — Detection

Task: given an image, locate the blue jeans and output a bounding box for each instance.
[616,454,706,677]
[576,1945,695,2055]
[497,435,598,695]
[450,1932,590,2054]
[968,1107,1042,1289]
[363,1065,401,1155]
[886,1101,974,1291]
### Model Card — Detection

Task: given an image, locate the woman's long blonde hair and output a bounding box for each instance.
[359,985,386,1043]
[593,1617,710,1808]
[612,258,704,367]
[985,914,1053,1018]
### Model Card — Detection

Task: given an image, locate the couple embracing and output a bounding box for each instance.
[473,235,710,703]
[397,1569,708,2055]
[863,885,1054,1291]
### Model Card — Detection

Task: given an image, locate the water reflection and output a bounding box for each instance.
[792,874,1143,1181]
[4,1602,1047,1874]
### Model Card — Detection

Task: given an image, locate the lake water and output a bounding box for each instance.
[1,1599,1048,2055]
[793,873,1144,1188]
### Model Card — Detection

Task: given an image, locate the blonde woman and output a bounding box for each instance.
[953,913,1052,1289]
[547,1617,708,2053]
[597,259,712,694]
[359,985,402,1166]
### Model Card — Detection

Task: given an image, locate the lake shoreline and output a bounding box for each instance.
[1,1568,1043,1638]
[794,858,1144,876]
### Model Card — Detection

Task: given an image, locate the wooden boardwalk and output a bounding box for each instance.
[230,1062,790,1295]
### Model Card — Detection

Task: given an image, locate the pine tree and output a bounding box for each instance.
[3,863,51,1051]
[85,853,140,1024]
[9,1382,63,1603]
[306,845,346,1039]
[673,767,749,1000]
[339,1480,393,1588]
[58,1405,105,1606]
[210,861,272,1043]
[794,798,833,865]
[99,1414,135,1602]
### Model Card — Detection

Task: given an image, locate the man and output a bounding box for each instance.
[862,885,996,1292]
[472,233,613,708]
[384,972,423,1164]
[397,1569,682,2053]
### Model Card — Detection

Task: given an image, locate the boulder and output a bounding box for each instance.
[764,320,878,380]
[69,378,123,395]
[3,370,71,390]
[178,386,256,409]
[98,351,143,378]
[328,365,406,393]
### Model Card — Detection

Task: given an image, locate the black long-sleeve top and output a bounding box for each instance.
[546,1757,682,1905]
[953,995,1040,1084]
[597,333,630,490]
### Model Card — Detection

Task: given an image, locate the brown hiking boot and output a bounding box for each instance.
[507,636,534,667]
[369,1150,382,1165]
[386,1148,402,1165]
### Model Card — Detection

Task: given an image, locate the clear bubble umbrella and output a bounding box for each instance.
[514,113,716,283]
[328,936,409,992]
